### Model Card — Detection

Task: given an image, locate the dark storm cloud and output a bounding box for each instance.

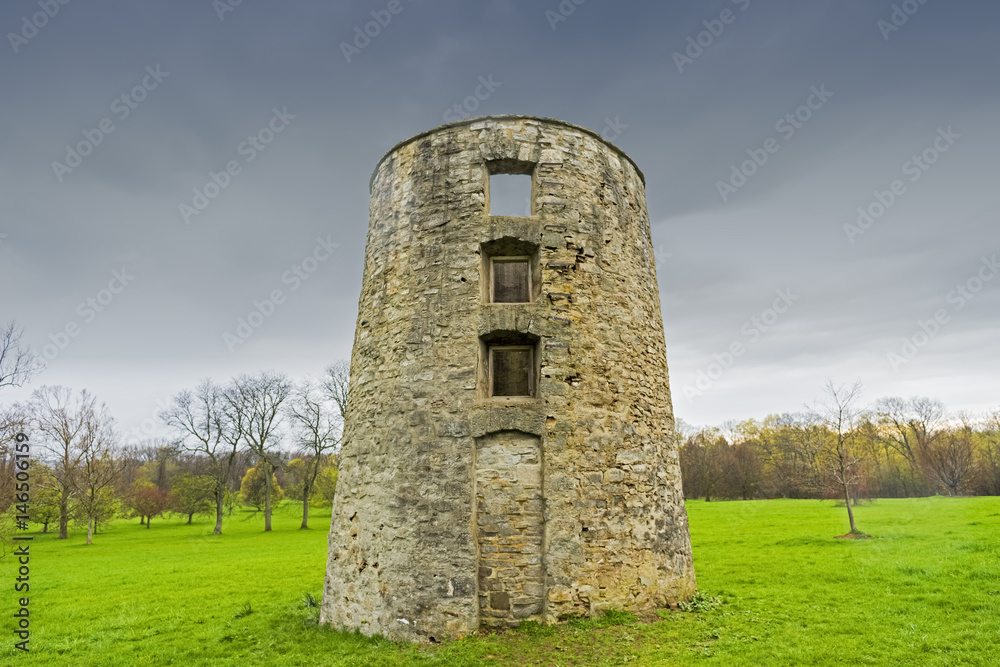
[1,0,998,432]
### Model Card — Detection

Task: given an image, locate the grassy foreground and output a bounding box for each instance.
[2,497,999,666]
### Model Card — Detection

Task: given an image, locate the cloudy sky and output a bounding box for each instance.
[1,0,997,440]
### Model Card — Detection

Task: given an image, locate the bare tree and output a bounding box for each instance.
[162,379,242,535]
[0,322,38,524]
[679,427,728,502]
[224,372,290,532]
[286,377,341,529]
[0,321,41,390]
[921,415,976,495]
[811,380,865,535]
[874,395,945,494]
[756,412,825,498]
[75,408,129,545]
[28,386,97,539]
[322,360,350,425]
[874,397,919,467]
[975,410,1000,496]
[729,442,764,500]
[909,396,946,451]
[0,404,29,515]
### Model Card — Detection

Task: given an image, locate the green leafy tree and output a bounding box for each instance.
[313,461,338,506]
[171,474,215,524]
[0,508,16,557]
[284,458,309,501]
[224,486,238,516]
[28,463,61,533]
[76,487,121,535]
[239,463,284,510]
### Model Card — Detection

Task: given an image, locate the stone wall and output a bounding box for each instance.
[321,115,696,642]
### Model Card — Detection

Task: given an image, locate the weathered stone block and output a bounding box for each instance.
[616,450,644,465]
[604,468,625,483]
[512,603,542,619]
[490,591,510,611]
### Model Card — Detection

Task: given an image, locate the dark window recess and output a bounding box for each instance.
[491,346,534,397]
[492,258,531,303]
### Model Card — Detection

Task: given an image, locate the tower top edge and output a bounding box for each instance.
[368,115,646,193]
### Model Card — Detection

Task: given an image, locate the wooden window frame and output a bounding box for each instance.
[490,256,533,304]
[488,345,535,398]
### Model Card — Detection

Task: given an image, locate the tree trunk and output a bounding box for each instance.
[264,461,273,532]
[187,513,193,525]
[42,522,49,534]
[140,515,145,525]
[302,459,321,530]
[214,489,224,535]
[86,518,93,545]
[58,493,69,539]
[843,482,857,532]
[147,516,152,529]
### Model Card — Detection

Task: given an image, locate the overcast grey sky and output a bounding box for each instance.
[2,0,997,441]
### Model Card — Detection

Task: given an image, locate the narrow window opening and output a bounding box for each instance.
[491,257,531,303]
[489,345,534,397]
[489,173,532,217]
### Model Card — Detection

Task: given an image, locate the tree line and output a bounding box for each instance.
[679,381,1000,510]
[0,321,349,547]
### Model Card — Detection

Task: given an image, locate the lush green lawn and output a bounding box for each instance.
[2,497,998,666]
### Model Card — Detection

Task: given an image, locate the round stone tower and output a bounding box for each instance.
[321,115,695,642]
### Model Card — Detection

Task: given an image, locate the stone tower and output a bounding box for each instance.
[321,115,695,642]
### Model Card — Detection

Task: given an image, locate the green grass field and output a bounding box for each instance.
[3,497,999,666]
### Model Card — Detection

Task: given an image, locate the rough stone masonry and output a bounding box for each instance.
[320,115,696,641]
